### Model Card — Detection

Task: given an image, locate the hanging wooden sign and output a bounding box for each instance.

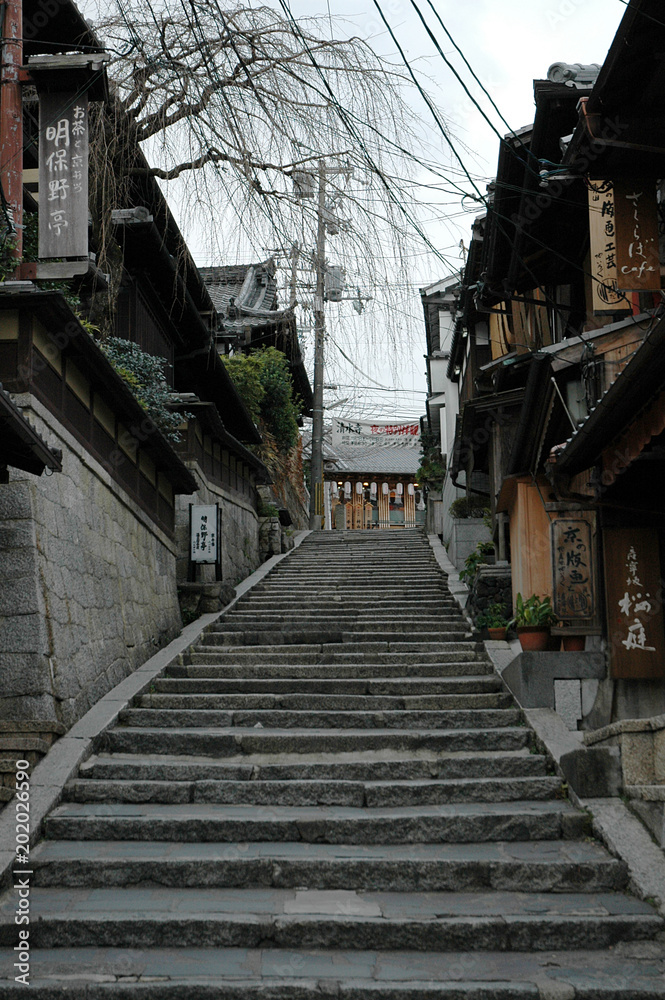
[587,181,632,314]
[38,92,89,259]
[551,518,595,620]
[613,178,661,292]
[604,527,665,679]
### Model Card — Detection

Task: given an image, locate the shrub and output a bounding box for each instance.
[459,540,495,583]
[223,346,300,454]
[98,337,186,442]
[449,496,491,519]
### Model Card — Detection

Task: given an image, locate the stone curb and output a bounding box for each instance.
[524,707,665,916]
[0,529,311,890]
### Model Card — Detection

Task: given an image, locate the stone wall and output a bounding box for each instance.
[174,464,260,587]
[447,517,492,571]
[466,565,512,623]
[0,396,181,729]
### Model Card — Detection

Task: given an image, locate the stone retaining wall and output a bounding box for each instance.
[0,398,181,729]
[175,464,260,587]
[466,565,513,622]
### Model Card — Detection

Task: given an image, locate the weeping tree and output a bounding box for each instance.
[85,0,450,366]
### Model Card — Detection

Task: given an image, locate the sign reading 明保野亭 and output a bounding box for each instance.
[39,93,89,259]
[190,504,219,564]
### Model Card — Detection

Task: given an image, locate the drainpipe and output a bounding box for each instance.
[0,0,23,260]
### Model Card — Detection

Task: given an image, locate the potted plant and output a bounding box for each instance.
[476,603,509,640]
[555,622,586,652]
[508,593,558,651]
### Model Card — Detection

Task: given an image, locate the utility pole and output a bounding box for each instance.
[0,0,23,260]
[309,160,326,530]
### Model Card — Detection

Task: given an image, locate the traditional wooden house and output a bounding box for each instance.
[0,0,270,748]
[446,0,665,734]
[200,259,313,417]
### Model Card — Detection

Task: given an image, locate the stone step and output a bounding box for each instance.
[44,800,585,845]
[63,775,564,807]
[233,600,457,611]
[2,888,658,954]
[216,618,463,630]
[80,749,549,783]
[151,676,505,695]
[29,838,629,892]
[4,945,664,997]
[209,620,467,632]
[194,640,473,654]
[204,629,470,647]
[102,726,533,757]
[117,708,521,731]
[135,693,514,711]
[186,650,486,667]
[173,661,495,678]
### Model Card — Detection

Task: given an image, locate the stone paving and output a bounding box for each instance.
[1,528,665,996]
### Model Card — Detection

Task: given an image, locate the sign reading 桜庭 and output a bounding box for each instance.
[39,92,89,259]
[587,181,631,314]
[604,528,665,679]
[190,504,219,564]
[551,518,595,620]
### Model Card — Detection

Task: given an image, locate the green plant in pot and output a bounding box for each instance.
[508,593,558,651]
[476,602,509,640]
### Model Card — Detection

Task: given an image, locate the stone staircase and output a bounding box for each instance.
[1,528,664,996]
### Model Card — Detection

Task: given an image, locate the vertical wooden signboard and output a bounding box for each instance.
[39,93,89,259]
[613,178,661,292]
[604,528,665,679]
[551,518,595,620]
[588,181,631,314]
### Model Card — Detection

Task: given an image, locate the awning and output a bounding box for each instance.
[548,314,665,476]
[0,385,62,476]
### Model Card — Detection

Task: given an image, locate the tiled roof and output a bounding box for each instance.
[331,444,421,476]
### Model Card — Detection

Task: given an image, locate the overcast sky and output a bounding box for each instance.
[277,0,625,417]
[86,0,629,419]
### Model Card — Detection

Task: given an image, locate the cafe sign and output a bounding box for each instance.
[613,178,661,292]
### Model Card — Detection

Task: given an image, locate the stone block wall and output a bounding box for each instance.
[0,397,182,729]
[447,518,492,572]
[175,465,260,587]
[467,566,513,623]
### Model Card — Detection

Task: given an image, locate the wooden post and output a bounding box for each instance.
[0,0,23,260]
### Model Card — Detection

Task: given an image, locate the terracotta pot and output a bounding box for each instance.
[487,627,507,641]
[561,634,585,652]
[516,625,550,651]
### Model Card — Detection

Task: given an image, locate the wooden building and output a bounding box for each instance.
[445,0,665,729]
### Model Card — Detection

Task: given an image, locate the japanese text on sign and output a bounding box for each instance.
[551,519,594,619]
[618,546,655,652]
[587,181,631,314]
[332,419,420,448]
[39,93,89,259]
[614,178,661,292]
[190,504,219,563]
